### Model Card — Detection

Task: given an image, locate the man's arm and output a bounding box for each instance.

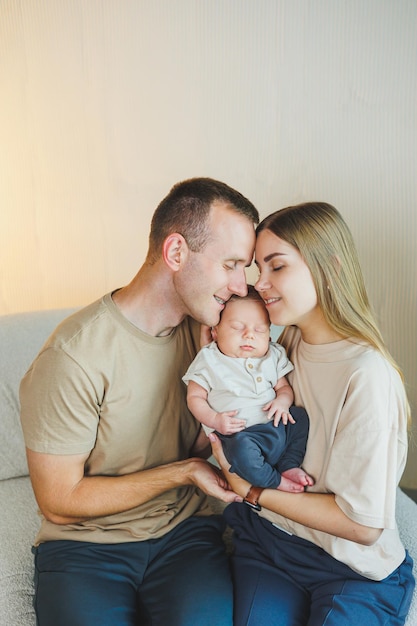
[26,447,240,525]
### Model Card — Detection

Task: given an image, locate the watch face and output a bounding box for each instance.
[244,485,263,511]
[243,498,261,511]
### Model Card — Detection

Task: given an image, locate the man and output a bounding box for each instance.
[20,177,259,626]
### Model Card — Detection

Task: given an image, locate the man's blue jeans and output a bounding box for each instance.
[32,514,233,626]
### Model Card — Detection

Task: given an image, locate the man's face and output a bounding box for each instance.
[212,298,270,359]
[175,201,256,327]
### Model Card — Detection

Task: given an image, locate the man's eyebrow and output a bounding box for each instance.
[227,257,253,267]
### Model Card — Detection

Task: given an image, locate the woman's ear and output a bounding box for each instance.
[162,233,188,271]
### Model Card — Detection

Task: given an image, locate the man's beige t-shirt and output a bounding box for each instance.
[20,293,210,545]
[258,326,409,581]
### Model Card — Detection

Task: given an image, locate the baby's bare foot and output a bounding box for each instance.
[277,475,305,492]
[280,467,315,489]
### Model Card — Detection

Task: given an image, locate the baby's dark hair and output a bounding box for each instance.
[226,285,265,306]
[217,285,269,327]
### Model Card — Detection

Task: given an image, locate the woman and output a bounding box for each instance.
[209,202,415,625]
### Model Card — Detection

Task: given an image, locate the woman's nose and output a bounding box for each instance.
[254,274,270,291]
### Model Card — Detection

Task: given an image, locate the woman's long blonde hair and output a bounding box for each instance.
[257,202,409,414]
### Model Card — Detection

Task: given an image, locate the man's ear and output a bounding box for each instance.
[162,234,188,271]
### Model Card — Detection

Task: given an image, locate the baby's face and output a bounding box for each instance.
[213,298,271,358]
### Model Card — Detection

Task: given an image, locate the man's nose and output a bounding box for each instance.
[230,269,248,297]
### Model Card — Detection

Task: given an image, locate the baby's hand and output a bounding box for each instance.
[263,401,296,427]
[213,411,246,435]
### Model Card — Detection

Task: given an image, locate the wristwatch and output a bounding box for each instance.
[243,485,264,511]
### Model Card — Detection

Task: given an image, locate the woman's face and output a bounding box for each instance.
[254,229,321,332]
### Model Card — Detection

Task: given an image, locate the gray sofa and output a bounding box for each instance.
[1,308,416,625]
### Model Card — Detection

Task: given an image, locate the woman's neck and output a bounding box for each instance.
[298,313,345,345]
[300,327,345,345]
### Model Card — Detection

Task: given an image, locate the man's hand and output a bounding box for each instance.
[188,457,242,503]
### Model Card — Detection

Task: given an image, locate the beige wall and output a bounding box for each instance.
[1,0,416,487]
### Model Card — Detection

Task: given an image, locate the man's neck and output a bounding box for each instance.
[112,263,185,337]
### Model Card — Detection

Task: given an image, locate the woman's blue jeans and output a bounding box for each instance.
[225,502,415,626]
[32,514,233,626]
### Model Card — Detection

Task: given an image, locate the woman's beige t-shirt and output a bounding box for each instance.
[20,293,209,545]
[258,326,409,581]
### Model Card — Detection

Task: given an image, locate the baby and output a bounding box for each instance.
[183,286,314,491]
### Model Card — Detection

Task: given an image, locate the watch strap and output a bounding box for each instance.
[243,485,264,511]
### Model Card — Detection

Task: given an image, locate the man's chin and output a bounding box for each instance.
[193,303,223,327]
[201,315,220,328]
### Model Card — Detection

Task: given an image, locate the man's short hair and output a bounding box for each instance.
[147,177,259,262]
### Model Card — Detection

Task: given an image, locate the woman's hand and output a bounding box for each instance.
[208,432,250,499]
[208,438,381,545]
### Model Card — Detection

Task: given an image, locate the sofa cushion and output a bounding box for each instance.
[0,309,76,480]
[0,476,38,625]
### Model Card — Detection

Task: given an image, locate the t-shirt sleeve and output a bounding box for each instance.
[326,359,407,530]
[182,346,214,393]
[20,347,100,455]
[270,342,294,378]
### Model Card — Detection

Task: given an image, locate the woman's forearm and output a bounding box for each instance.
[259,489,382,546]
[209,433,381,546]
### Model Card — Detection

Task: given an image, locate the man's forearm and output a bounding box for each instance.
[28,453,207,525]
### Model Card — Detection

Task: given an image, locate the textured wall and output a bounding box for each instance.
[1,0,416,486]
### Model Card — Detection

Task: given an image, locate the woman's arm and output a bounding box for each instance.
[209,433,382,546]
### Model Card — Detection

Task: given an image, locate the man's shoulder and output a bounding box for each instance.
[44,295,110,350]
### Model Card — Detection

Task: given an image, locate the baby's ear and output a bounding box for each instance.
[200,325,212,347]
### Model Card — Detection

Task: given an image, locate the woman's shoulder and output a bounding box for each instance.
[279,326,301,354]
